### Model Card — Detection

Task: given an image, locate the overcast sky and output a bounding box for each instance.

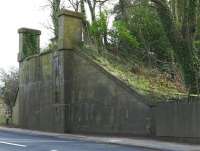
[0,0,52,70]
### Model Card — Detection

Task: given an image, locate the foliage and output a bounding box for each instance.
[89,12,109,50]
[111,21,139,48]
[89,12,108,39]
[128,3,173,67]
[23,33,39,58]
[111,0,174,73]
[151,0,200,93]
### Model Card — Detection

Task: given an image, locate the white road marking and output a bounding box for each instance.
[0,139,76,143]
[0,141,27,147]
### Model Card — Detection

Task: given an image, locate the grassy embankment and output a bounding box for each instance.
[82,45,188,102]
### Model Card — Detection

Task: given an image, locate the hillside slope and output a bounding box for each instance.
[81,45,187,102]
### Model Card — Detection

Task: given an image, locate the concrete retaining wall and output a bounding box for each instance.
[16,9,152,136]
[17,50,152,135]
[64,51,151,135]
[154,99,200,138]
[18,51,66,132]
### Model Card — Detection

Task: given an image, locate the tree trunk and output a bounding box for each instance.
[81,0,87,42]
[51,0,61,41]
[86,0,96,22]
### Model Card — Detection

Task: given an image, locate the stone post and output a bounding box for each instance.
[58,9,83,50]
[18,28,41,62]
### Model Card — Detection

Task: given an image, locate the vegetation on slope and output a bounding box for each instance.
[82,45,187,99]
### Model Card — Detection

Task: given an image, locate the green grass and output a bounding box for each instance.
[81,45,187,101]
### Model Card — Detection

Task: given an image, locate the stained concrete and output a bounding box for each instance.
[64,51,151,135]
[154,98,200,138]
[17,49,151,135]
[18,28,41,62]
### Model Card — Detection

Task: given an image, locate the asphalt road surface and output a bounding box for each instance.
[0,130,158,151]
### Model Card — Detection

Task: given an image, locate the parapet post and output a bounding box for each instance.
[18,28,41,62]
[58,9,83,50]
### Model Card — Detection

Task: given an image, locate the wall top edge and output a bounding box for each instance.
[18,28,41,35]
[58,9,83,19]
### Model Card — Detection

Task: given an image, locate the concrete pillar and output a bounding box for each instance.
[58,9,83,50]
[18,28,41,62]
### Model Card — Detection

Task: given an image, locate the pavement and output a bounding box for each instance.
[0,127,200,151]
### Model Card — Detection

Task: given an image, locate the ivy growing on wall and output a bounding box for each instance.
[22,33,39,58]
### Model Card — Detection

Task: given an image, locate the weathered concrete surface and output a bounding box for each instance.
[18,51,66,133]
[154,99,200,138]
[13,93,19,125]
[17,50,151,135]
[58,9,83,50]
[63,51,151,135]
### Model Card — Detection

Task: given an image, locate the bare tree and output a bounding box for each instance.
[0,68,19,119]
[68,0,81,11]
[48,0,61,41]
[86,0,109,22]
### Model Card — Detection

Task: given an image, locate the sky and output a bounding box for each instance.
[0,0,52,70]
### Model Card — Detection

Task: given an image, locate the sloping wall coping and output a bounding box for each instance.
[74,48,151,106]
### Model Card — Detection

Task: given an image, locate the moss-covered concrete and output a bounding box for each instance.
[18,28,41,62]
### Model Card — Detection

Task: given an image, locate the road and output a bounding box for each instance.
[0,130,157,151]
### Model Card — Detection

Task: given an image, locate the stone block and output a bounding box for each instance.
[58,9,83,50]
